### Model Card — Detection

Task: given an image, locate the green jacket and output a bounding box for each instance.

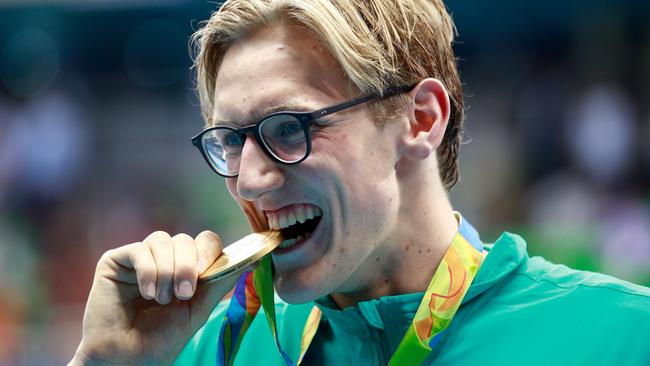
[174,232,650,365]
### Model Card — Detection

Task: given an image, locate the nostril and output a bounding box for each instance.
[236,167,285,200]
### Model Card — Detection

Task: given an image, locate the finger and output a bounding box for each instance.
[95,242,157,303]
[194,230,224,274]
[128,242,157,300]
[145,231,175,305]
[172,233,198,300]
[102,244,140,284]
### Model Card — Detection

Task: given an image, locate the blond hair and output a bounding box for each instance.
[191,0,464,190]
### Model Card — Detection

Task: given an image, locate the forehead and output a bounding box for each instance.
[211,23,351,125]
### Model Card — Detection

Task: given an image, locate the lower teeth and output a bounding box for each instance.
[279,234,308,249]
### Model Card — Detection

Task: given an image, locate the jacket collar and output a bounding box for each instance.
[314,219,528,333]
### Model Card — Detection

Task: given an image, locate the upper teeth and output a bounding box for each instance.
[266,204,322,230]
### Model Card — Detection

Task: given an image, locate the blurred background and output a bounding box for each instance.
[0,0,649,364]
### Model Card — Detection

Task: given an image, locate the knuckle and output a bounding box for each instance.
[99,249,114,262]
[172,233,193,243]
[146,230,171,243]
[98,247,120,267]
[96,252,112,272]
[196,230,222,247]
[196,230,220,240]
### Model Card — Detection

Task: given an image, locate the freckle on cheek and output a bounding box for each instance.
[418,249,422,254]
[405,244,411,252]
[375,257,380,262]
[427,248,431,253]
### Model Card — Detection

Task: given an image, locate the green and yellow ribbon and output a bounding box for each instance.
[217,215,485,365]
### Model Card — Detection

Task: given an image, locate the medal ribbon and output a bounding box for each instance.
[388,220,485,365]
[216,270,260,366]
[217,217,485,366]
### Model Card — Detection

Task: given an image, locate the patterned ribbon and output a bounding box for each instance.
[216,270,260,366]
[389,219,485,365]
[217,215,485,366]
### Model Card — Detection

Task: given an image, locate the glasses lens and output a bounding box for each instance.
[202,128,243,176]
[259,114,307,163]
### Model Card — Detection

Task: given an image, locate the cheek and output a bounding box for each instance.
[311,126,398,217]
[327,156,397,232]
[349,145,399,231]
[225,178,238,198]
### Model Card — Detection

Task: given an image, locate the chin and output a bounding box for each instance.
[273,271,330,304]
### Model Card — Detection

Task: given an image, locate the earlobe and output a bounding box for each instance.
[399,78,451,161]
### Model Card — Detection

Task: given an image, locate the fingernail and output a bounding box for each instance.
[178,280,193,298]
[145,283,155,299]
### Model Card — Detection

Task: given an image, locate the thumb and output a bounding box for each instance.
[194,230,224,274]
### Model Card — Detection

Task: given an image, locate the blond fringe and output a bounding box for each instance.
[190,0,463,190]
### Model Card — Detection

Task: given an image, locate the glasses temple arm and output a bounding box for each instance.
[308,84,415,120]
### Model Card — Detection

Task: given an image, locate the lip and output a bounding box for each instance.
[262,202,321,215]
[272,234,310,255]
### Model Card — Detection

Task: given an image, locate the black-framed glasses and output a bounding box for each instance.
[191,84,414,177]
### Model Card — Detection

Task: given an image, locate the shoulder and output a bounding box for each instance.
[445,233,650,364]
[481,234,650,339]
[515,248,650,314]
[482,231,650,313]
[464,230,649,330]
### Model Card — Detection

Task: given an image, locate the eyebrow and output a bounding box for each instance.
[210,97,316,128]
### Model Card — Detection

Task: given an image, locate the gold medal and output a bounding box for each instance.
[198,230,283,284]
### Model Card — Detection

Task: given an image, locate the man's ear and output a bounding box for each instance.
[399,78,451,161]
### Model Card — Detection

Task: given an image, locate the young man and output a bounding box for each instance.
[70,1,650,365]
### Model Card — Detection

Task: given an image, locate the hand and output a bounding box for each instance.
[69,230,241,366]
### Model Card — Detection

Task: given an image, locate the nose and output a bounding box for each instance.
[236,136,285,200]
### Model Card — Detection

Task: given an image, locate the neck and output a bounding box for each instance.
[330,159,458,309]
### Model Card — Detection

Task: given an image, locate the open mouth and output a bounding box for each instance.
[279,215,321,248]
[265,204,323,250]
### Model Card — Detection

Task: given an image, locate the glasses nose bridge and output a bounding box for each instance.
[238,126,279,173]
[236,130,284,199]
[236,124,257,142]
[238,123,273,161]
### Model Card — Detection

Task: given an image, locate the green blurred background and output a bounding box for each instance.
[0,0,649,364]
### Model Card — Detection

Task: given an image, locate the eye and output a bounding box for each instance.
[224,132,243,146]
[278,121,301,136]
